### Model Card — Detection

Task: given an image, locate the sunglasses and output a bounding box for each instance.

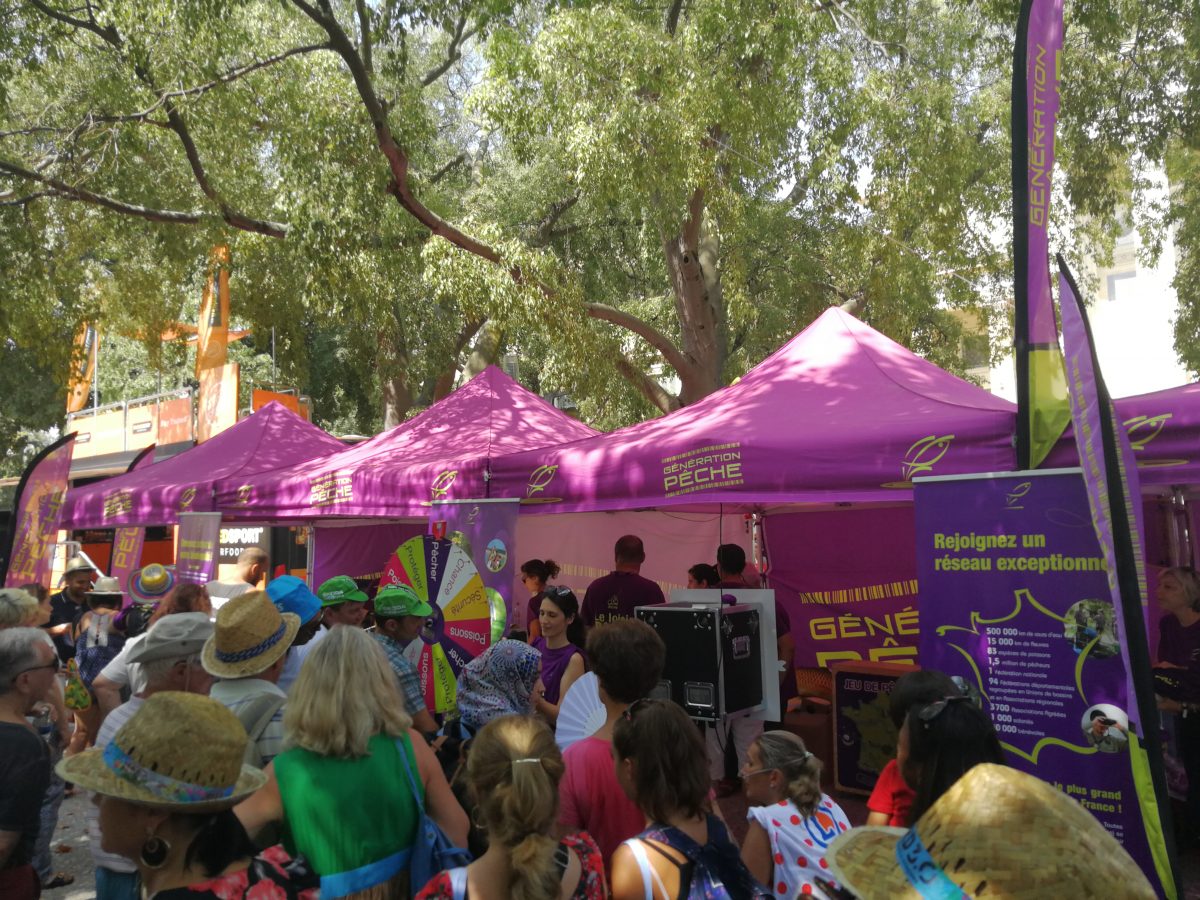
[917,695,970,727]
[621,697,657,721]
[11,659,60,683]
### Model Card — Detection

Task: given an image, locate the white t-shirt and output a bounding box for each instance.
[204,580,253,610]
[746,795,851,898]
[98,636,147,695]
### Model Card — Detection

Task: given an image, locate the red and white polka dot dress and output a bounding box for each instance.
[746,794,850,898]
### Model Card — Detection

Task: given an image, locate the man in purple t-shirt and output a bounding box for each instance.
[581,535,665,627]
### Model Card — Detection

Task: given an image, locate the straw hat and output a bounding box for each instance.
[56,692,266,811]
[129,564,176,604]
[63,555,97,578]
[200,590,300,679]
[826,763,1155,899]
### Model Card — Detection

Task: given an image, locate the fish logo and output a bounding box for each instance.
[527,464,558,497]
[431,469,458,500]
[1123,414,1171,450]
[178,487,197,510]
[1005,481,1032,510]
[235,484,253,505]
[902,435,955,480]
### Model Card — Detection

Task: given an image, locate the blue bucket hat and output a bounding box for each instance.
[266,575,321,625]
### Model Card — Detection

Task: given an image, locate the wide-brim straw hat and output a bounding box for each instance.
[826,763,1155,899]
[57,692,266,812]
[201,589,300,679]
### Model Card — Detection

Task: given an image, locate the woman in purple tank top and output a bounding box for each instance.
[532,587,587,724]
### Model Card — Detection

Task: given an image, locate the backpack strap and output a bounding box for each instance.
[625,838,670,900]
[235,693,286,766]
[447,866,469,899]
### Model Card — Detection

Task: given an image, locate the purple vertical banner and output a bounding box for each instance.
[1057,257,1176,896]
[1013,0,1071,468]
[915,471,1166,895]
[110,444,156,603]
[430,499,519,641]
[175,512,222,585]
[3,434,76,587]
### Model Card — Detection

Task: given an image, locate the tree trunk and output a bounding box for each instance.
[662,190,724,404]
[464,321,505,379]
[382,373,412,428]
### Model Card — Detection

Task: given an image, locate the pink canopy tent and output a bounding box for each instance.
[60,402,347,529]
[489,308,1019,512]
[213,366,598,521]
[1057,382,1200,488]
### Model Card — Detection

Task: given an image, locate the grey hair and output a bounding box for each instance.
[0,589,38,628]
[755,730,824,817]
[140,653,201,687]
[0,627,54,694]
[1163,567,1200,612]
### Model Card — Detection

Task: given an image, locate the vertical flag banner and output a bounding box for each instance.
[109,444,156,600]
[197,362,240,443]
[2,434,76,587]
[429,499,520,643]
[195,246,230,377]
[66,324,97,414]
[1013,0,1071,469]
[175,512,222,585]
[1057,256,1178,896]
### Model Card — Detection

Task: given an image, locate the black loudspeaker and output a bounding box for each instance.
[636,603,764,722]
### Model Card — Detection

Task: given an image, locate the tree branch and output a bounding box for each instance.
[665,0,685,36]
[354,0,374,74]
[0,157,204,224]
[529,195,579,247]
[26,0,120,44]
[584,301,697,382]
[421,15,478,87]
[429,152,468,185]
[614,356,681,414]
[0,157,289,236]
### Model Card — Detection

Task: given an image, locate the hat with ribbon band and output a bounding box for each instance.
[56,692,266,812]
[200,590,300,679]
[826,763,1155,899]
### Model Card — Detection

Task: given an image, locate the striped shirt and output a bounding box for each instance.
[209,679,287,765]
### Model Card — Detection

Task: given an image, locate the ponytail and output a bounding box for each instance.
[755,731,823,817]
[468,716,566,900]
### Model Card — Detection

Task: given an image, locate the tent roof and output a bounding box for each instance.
[490,308,1018,512]
[61,402,346,528]
[214,366,598,520]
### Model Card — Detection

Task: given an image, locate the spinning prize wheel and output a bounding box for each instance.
[380,535,492,713]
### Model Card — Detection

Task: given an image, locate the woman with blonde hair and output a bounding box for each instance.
[417,714,605,900]
[739,731,850,898]
[0,588,40,628]
[236,625,468,899]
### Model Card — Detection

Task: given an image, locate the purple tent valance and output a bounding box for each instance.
[213,367,598,521]
[61,402,346,529]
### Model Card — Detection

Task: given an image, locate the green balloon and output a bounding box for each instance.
[486,587,507,644]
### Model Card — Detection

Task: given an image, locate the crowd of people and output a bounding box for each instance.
[0,534,1161,899]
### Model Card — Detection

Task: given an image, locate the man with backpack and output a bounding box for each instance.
[202,590,300,768]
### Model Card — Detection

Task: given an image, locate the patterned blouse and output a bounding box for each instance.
[153,845,319,900]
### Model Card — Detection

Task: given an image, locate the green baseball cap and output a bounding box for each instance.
[374,584,433,619]
[316,575,369,607]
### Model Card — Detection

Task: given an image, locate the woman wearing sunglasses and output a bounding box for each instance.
[900,695,1005,823]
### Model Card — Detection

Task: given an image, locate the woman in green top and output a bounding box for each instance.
[236,626,468,899]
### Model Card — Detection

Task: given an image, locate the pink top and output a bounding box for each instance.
[558,736,646,870]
